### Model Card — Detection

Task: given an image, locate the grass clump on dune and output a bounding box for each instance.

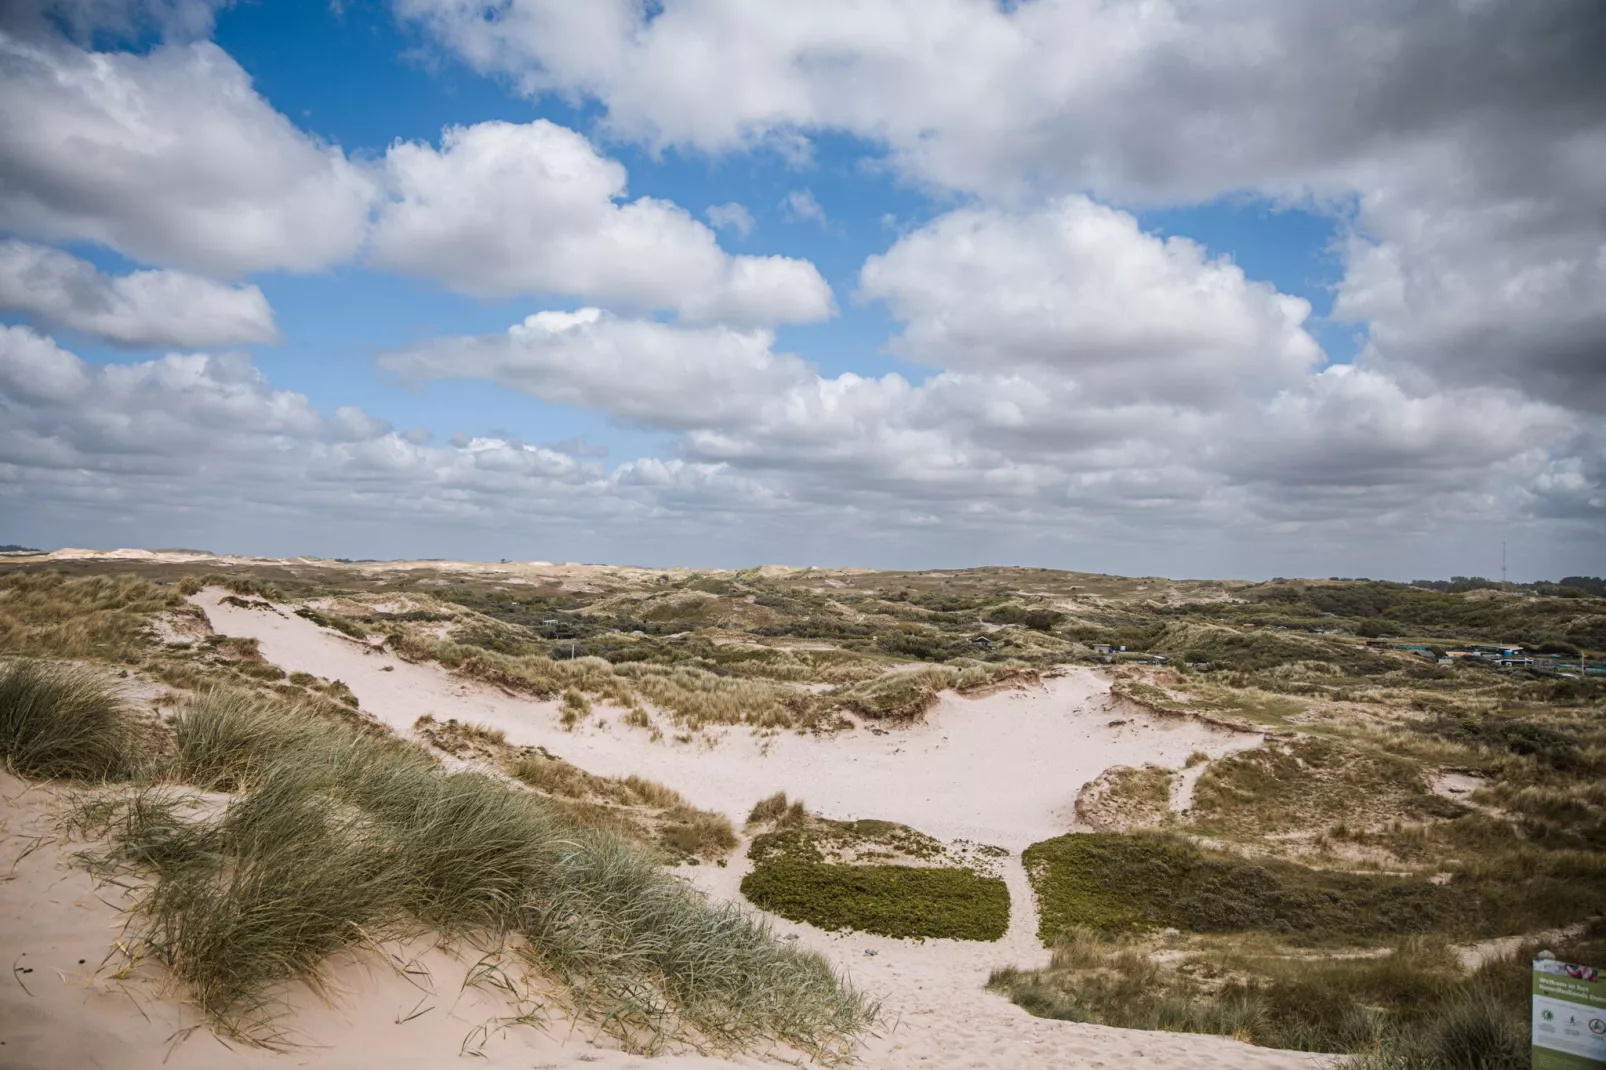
[74,693,857,1053]
[0,659,134,779]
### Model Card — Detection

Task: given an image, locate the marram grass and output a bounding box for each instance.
[0,659,132,779]
[73,689,875,1056]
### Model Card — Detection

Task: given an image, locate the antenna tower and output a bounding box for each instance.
[1501,541,1507,588]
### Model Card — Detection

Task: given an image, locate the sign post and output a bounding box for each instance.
[1533,956,1606,1070]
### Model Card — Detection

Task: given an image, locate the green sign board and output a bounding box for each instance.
[1534,958,1606,1070]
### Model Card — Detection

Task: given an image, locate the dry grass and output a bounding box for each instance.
[991,923,1606,1068]
[0,572,191,660]
[747,791,807,827]
[1075,764,1173,831]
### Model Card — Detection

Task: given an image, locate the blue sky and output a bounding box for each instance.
[205,1,1350,451]
[0,0,1599,577]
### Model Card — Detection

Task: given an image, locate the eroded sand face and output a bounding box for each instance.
[0,594,1321,1070]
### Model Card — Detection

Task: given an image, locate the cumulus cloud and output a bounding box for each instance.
[860,197,1321,404]
[370,120,833,324]
[705,202,754,238]
[397,0,1606,418]
[5,318,1599,571]
[780,189,825,227]
[0,33,377,276]
[0,240,277,347]
[379,307,811,428]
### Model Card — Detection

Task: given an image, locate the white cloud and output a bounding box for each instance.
[4,321,1599,573]
[370,120,833,324]
[0,33,377,277]
[780,189,825,227]
[0,239,277,347]
[379,306,811,428]
[705,202,754,238]
[859,197,1321,404]
[397,1,1606,420]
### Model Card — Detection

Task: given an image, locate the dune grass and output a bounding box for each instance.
[0,572,190,660]
[747,790,806,826]
[0,659,133,779]
[72,690,853,1053]
[991,923,1606,1067]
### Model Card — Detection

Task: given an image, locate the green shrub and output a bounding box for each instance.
[0,660,132,779]
[741,860,1008,940]
[1023,833,1457,944]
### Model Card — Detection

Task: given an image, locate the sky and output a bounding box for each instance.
[0,0,1602,581]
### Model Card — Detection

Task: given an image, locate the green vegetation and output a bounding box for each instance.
[0,659,134,779]
[1188,737,1463,837]
[60,685,872,1054]
[741,813,1009,940]
[747,790,807,826]
[742,861,1009,941]
[1023,833,1469,943]
[5,556,1604,1062]
[991,923,1606,1065]
[414,715,739,862]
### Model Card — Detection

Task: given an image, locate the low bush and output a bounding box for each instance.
[1023,833,1458,943]
[0,659,133,779]
[742,814,1007,940]
[741,860,1009,941]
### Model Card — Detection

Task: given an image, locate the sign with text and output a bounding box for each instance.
[1534,958,1606,1070]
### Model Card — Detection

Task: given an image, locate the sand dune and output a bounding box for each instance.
[0,591,1326,1069]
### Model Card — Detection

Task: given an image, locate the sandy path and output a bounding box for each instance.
[0,594,1324,1069]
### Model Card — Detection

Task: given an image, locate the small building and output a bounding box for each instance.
[970,635,993,649]
[1091,643,1113,654]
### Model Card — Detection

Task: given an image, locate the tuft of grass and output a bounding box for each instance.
[658,806,740,860]
[169,688,303,791]
[0,659,133,779]
[559,687,590,728]
[75,698,874,1055]
[748,791,792,825]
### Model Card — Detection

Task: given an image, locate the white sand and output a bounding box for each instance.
[0,592,1326,1069]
